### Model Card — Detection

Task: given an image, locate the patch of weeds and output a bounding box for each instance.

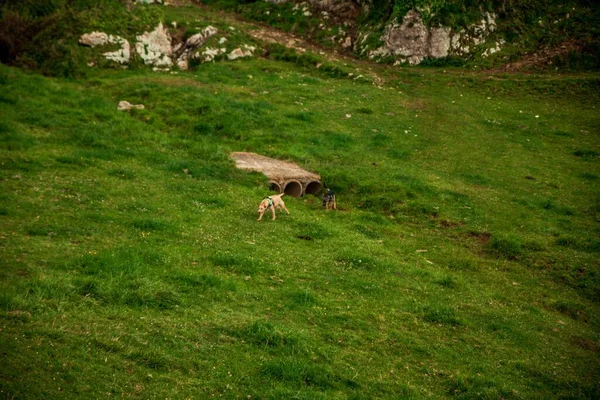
[523,240,544,252]
[0,126,36,151]
[484,316,522,340]
[422,305,464,326]
[234,321,301,351]
[294,222,332,240]
[445,375,518,399]
[552,300,588,322]
[358,213,392,226]
[322,131,354,150]
[335,252,378,270]
[541,199,574,215]
[208,253,260,275]
[76,279,104,301]
[73,248,168,277]
[107,168,135,180]
[192,122,213,135]
[358,191,404,214]
[285,112,314,122]
[260,358,336,389]
[77,276,180,309]
[551,130,572,137]
[354,224,382,239]
[26,224,58,237]
[355,107,374,114]
[486,235,523,260]
[573,149,599,159]
[461,173,491,186]
[125,350,170,371]
[447,257,477,271]
[580,172,599,180]
[171,273,236,293]
[405,201,438,218]
[123,287,181,310]
[555,236,578,248]
[435,275,457,288]
[131,219,169,231]
[321,171,360,194]
[1,156,43,173]
[286,290,317,308]
[55,155,89,167]
[91,338,122,355]
[387,149,411,160]
[468,231,491,244]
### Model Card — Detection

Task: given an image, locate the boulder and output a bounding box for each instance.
[227,46,254,60]
[79,32,109,47]
[118,101,145,111]
[201,47,226,62]
[79,32,130,64]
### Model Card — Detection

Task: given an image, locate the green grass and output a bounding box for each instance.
[1,7,600,397]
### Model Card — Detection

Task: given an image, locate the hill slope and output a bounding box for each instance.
[1,1,600,399]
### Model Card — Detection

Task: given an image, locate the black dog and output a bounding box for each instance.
[322,189,337,210]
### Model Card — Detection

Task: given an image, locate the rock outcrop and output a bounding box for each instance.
[79,23,256,70]
[368,10,499,65]
[135,23,173,67]
[79,32,131,64]
[173,26,218,69]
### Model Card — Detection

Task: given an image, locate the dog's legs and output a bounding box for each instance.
[257,212,264,221]
[333,199,337,210]
[271,207,276,220]
[280,203,290,215]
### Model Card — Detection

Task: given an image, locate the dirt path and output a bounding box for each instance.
[191,4,386,86]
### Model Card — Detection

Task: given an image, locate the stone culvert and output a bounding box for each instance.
[231,152,322,197]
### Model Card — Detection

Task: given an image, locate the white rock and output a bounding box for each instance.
[79,32,130,64]
[118,101,145,111]
[175,26,218,69]
[79,32,109,47]
[104,35,131,64]
[186,26,218,48]
[135,23,173,67]
[228,48,253,60]
[201,47,225,62]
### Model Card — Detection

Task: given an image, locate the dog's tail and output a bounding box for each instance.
[280,193,285,197]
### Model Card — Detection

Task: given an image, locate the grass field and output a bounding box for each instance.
[1,5,600,398]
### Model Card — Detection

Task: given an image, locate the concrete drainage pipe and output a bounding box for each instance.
[268,181,282,193]
[304,180,322,196]
[283,180,303,197]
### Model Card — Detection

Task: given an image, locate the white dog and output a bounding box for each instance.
[257,194,290,221]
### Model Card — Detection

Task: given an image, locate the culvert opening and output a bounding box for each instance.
[268,181,282,193]
[305,181,322,196]
[283,180,302,198]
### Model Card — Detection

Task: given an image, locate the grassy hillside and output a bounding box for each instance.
[1,4,600,399]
